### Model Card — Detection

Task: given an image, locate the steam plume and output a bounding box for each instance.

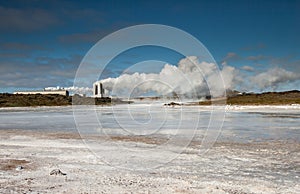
[100,56,239,98]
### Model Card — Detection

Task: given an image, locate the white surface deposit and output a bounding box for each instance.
[0,105,299,193]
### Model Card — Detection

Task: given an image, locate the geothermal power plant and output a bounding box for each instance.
[93,81,105,98]
[13,86,69,96]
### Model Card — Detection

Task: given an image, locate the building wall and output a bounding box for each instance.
[13,90,69,96]
[93,81,104,97]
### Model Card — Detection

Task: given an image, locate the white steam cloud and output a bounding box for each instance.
[64,86,92,94]
[251,67,300,90]
[100,56,240,98]
[65,57,299,97]
[66,57,299,98]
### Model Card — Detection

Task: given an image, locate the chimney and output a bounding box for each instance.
[100,83,104,98]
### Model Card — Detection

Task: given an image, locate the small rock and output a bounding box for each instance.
[16,165,24,171]
[50,169,67,176]
[164,102,182,106]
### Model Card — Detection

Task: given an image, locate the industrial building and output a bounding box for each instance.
[14,87,69,96]
[93,81,105,97]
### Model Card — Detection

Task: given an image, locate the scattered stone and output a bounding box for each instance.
[50,169,67,176]
[164,102,182,106]
[15,165,24,171]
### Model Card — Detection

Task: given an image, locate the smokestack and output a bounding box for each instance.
[100,83,104,98]
[93,82,105,98]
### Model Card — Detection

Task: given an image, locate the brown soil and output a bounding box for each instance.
[0,159,30,171]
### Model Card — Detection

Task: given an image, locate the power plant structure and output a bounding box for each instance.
[14,86,69,96]
[93,81,105,98]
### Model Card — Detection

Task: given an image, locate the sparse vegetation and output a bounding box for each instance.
[1,90,300,107]
[0,93,112,107]
[199,90,300,105]
[72,94,111,105]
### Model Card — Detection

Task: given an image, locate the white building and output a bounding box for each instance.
[44,86,64,91]
[93,81,105,97]
[14,86,69,96]
[14,90,69,96]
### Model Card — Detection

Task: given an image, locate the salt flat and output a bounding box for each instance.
[0,105,299,193]
[0,130,299,193]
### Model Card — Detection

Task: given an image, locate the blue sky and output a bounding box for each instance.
[0,0,299,93]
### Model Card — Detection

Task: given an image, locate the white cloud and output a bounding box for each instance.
[246,55,267,61]
[242,65,254,71]
[78,57,300,98]
[221,65,240,89]
[64,86,92,94]
[222,52,240,62]
[251,67,300,90]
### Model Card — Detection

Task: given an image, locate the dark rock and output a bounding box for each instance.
[50,169,67,176]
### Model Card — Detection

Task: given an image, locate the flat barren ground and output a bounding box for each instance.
[0,130,299,194]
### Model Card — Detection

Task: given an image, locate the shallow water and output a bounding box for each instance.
[0,104,299,142]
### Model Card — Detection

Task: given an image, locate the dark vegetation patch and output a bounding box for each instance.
[164,102,182,106]
[199,90,300,105]
[72,94,111,105]
[0,93,71,107]
[0,93,112,107]
[1,90,299,107]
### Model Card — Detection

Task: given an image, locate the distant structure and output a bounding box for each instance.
[14,86,69,96]
[93,81,105,97]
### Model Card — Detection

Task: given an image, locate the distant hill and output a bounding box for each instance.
[199,90,300,105]
[1,90,300,107]
[0,93,111,107]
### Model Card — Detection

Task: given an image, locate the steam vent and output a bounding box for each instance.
[93,81,104,98]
